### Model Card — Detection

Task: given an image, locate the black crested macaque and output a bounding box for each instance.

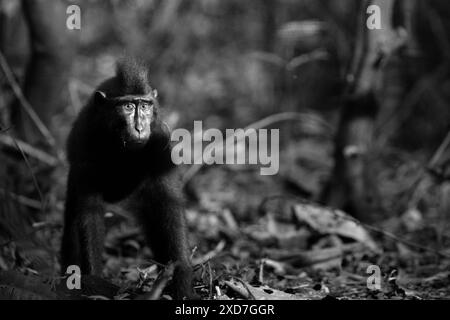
[60,58,195,299]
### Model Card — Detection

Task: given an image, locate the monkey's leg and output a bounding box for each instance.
[138,180,195,299]
[60,207,80,275]
[61,170,105,276]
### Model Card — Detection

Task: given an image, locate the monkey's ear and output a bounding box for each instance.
[152,89,158,99]
[94,91,107,103]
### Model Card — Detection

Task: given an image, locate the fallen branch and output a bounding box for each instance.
[362,223,450,259]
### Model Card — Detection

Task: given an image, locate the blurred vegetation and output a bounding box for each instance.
[0,0,449,299]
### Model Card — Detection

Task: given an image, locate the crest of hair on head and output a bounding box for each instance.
[116,58,153,96]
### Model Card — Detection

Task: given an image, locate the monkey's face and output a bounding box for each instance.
[95,90,159,150]
[117,97,155,149]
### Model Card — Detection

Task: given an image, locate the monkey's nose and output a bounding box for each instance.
[135,123,144,133]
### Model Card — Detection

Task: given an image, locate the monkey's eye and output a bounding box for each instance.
[141,102,153,111]
[123,103,135,111]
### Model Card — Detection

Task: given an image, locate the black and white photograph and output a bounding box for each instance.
[0,0,449,311]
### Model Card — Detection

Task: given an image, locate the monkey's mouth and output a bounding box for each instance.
[134,137,146,143]
[123,136,150,150]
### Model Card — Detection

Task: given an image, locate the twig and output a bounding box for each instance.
[0,50,57,148]
[189,246,198,261]
[247,51,285,67]
[224,279,253,299]
[232,277,256,300]
[323,201,450,258]
[258,259,265,284]
[144,259,168,269]
[264,259,287,275]
[215,286,221,298]
[0,134,59,166]
[408,129,450,206]
[362,223,450,258]
[248,49,328,71]
[428,130,450,169]
[7,133,46,212]
[286,49,329,71]
[375,65,446,142]
[192,240,226,266]
[220,209,239,232]
[208,261,213,300]
[32,221,62,230]
[0,188,41,210]
[140,263,175,300]
[328,202,450,258]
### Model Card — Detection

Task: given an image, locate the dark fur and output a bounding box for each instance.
[60,59,194,299]
[95,59,153,98]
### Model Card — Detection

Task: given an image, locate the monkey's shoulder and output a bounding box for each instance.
[66,101,108,163]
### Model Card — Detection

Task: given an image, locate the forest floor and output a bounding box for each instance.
[1,152,449,300]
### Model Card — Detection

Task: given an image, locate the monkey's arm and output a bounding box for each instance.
[61,166,105,276]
